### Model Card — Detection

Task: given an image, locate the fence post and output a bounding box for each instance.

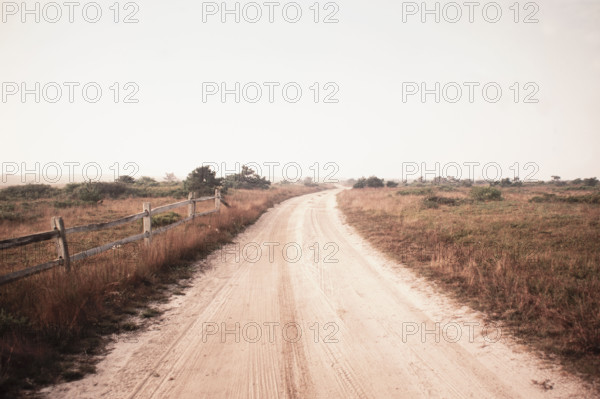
[143,202,152,246]
[215,189,221,211]
[188,192,196,218]
[51,217,70,271]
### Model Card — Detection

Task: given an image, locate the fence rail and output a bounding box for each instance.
[0,190,223,286]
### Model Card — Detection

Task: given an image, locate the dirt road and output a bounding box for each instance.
[44,189,593,398]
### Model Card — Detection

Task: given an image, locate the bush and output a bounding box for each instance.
[184,166,223,196]
[396,188,433,196]
[500,178,512,187]
[96,182,131,198]
[116,175,135,184]
[223,166,270,191]
[530,193,600,204]
[470,186,503,201]
[366,176,384,188]
[353,176,384,189]
[583,177,599,187]
[530,193,556,203]
[135,176,159,187]
[422,198,439,209]
[163,188,188,199]
[75,183,102,203]
[0,184,59,200]
[0,203,22,221]
[386,181,399,188]
[425,196,459,206]
[151,212,182,228]
[353,178,366,189]
[438,185,457,192]
[53,200,81,209]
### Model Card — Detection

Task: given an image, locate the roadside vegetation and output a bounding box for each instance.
[338,177,600,385]
[0,167,324,397]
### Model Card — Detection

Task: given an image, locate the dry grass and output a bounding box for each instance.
[0,185,320,395]
[338,185,600,383]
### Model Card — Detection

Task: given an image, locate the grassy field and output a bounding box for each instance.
[338,184,600,383]
[0,183,322,396]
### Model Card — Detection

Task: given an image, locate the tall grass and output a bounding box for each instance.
[0,185,320,395]
[338,186,600,383]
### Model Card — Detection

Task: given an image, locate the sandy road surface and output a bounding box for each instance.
[44,189,594,398]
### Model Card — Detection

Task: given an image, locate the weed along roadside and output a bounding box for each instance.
[0,169,325,397]
[337,182,600,386]
[0,190,223,286]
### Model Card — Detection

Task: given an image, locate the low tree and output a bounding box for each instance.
[386,180,399,188]
[184,166,223,195]
[223,166,271,190]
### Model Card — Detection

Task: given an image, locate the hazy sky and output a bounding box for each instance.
[1,0,599,183]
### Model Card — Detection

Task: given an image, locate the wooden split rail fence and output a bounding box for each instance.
[0,190,223,286]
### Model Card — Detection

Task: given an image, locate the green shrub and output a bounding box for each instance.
[135,176,159,187]
[222,166,270,191]
[386,181,399,188]
[94,182,131,198]
[0,184,59,200]
[438,185,457,192]
[583,177,599,187]
[353,176,384,189]
[470,186,503,201]
[422,198,439,209]
[424,196,459,206]
[53,200,81,209]
[396,188,433,196]
[151,212,182,228]
[530,193,600,204]
[0,203,22,221]
[0,203,15,212]
[353,178,366,189]
[500,178,513,187]
[74,183,102,203]
[184,166,224,196]
[115,175,135,184]
[365,176,385,188]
